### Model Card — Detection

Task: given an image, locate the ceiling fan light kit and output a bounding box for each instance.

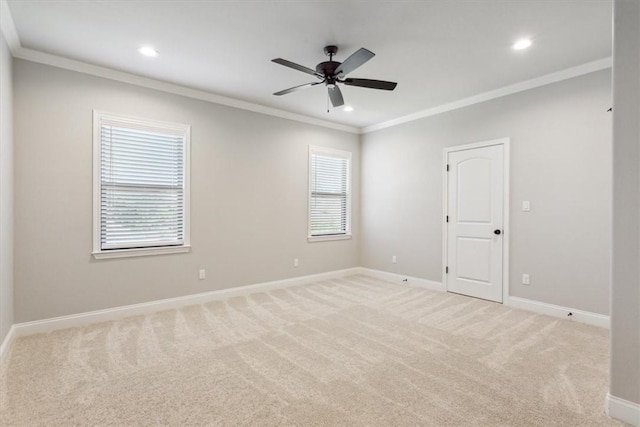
[272,45,397,109]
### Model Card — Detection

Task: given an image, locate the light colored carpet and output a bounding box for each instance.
[0,275,621,426]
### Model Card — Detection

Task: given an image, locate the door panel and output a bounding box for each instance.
[447,144,504,302]
[456,237,491,283]
[457,158,492,223]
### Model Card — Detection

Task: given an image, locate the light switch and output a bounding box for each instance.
[522,201,531,212]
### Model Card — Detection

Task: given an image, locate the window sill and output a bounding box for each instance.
[92,245,191,259]
[307,234,352,243]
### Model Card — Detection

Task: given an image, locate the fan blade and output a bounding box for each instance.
[328,85,344,107]
[274,81,323,96]
[272,58,323,78]
[343,78,397,91]
[334,48,375,76]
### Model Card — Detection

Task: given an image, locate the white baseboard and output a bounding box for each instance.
[356,267,446,292]
[0,324,16,364]
[506,296,609,329]
[2,267,632,425]
[607,393,640,426]
[12,268,361,338]
[6,266,610,342]
[355,268,609,328]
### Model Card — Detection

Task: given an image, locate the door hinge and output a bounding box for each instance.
[446,215,449,223]
[446,164,449,172]
[446,266,449,274]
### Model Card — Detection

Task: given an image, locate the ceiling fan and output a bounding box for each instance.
[271,45,397,108]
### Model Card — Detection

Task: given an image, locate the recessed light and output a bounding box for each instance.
[513,39,532,51]
[138,46,159,57]
[343,106,354,112]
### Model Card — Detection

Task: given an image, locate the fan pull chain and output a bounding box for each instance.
[327,91,330,113]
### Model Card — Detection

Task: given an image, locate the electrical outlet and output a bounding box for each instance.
[294,258,299,268]
[522,273,530,285]
[392,255,397,264]
[199,269,206,280]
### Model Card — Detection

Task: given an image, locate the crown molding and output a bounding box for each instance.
[7,28,611,136]
[362,57,613,134]
[3,3,356,134]
[12,46,361,134]
[0,0,20,54]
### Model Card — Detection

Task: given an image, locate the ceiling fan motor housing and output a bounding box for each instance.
[316,61,341,79]
[318,45,341,82]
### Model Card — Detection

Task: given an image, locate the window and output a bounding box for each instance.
[308,146,352,241]
[92,111,190,258]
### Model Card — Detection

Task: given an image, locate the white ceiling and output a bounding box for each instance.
[6,0,612,129]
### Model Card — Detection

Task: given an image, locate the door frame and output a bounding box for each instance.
[442,137,511,303]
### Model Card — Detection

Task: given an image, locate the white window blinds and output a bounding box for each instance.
[96,113,189,251]
[309,147,351,237]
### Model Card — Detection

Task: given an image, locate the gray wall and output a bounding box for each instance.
[13,59,360,322]
[361,70,612,315]
[0,33,14,343]
[610,0,640,407]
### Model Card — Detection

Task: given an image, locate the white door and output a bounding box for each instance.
[446,143,505,302]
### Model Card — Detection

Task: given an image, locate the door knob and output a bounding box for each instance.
[494,229,502,235]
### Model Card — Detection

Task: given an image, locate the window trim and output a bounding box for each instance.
[308,145,352,242]
[92,110,191,259]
